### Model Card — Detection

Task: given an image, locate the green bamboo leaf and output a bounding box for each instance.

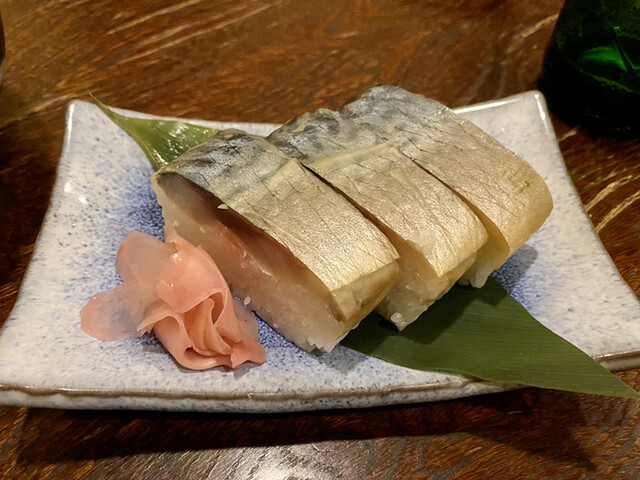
[95,100,217,170]
[342,277,639,398]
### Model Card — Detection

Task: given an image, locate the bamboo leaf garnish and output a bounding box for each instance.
[343,278,639,399]
[95,100,217,170]
[97,103,639,399]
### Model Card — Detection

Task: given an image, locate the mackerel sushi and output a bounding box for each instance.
[268,109,488,329]
[342,85,553,287]
[151,130,399,352]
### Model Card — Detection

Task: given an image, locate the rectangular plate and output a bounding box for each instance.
[1,92,639,412]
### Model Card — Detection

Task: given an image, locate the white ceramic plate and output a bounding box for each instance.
[1,92,639,412]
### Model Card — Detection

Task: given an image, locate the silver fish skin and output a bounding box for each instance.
[268,109,488,329]
[152,129,399,351]
[342,85,553,286]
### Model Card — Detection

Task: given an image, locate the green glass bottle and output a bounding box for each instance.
[539,0,640,136]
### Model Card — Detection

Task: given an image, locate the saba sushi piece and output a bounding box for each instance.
[151,130,400,352]
[267,109,488,330]
[342,85,553,288]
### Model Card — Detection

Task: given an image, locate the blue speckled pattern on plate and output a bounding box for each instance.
[1,92,639,412]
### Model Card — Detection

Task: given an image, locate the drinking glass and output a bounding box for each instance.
[539,0,640,136]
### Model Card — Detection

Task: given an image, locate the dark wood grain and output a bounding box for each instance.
[1,0,639,478]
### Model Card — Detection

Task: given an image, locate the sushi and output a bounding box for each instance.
[342,85,553,287]
[268,109,488,329]
[151,129,399,352]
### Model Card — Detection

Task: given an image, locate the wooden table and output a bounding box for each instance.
[1,1,639,478]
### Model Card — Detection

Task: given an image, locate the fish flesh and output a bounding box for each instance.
[342,85,553,287]
[151,129,399,352]
[268,109,488,329]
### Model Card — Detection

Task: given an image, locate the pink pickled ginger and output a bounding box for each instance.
[81,226,266,370]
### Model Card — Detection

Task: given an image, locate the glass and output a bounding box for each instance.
[539,0,640,136]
